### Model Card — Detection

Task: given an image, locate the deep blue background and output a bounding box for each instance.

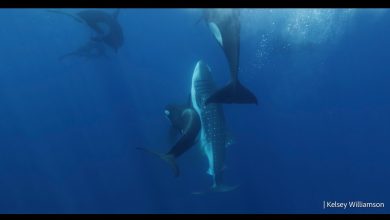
[0,9,389,213]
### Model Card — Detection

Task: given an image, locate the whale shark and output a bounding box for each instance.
[201,9,258,105]
[191,60,238,193]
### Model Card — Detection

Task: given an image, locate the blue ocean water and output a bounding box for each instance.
[0,8,389,214]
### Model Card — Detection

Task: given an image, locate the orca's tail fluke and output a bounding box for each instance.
[205,80,258,105]
[192,184,240,195]
[136,147,179,177]
[46,9,84,23]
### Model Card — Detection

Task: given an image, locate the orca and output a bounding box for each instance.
[47,9,124,52]
[201,9,258,105]
[137,103,201,177]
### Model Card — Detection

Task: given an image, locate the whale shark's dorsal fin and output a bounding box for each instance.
[112,9,120,20]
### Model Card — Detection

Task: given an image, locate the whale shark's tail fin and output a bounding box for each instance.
[205,80,258,105]
[136,147,179,177]
[192,184,240,195]
[46,9,84,23]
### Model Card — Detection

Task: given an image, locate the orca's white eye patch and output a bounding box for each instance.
[208,22,223,46]
[164,110,170,116]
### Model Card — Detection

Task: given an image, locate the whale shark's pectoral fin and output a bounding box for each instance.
[192,185,239,195]
[205,80,258,105]
[136,147,179,177]
[226,133,234,147]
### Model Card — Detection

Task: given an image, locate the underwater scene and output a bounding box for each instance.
[0,8,389,214]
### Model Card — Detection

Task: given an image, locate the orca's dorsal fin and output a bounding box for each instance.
[112,9,120,19]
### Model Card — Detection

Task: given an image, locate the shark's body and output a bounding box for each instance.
[191,60,237,193]
[201,9,257,105]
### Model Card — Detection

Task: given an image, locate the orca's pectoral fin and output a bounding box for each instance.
[46,9,83,23]
[136,147,180,177]
[205,81,258,105]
